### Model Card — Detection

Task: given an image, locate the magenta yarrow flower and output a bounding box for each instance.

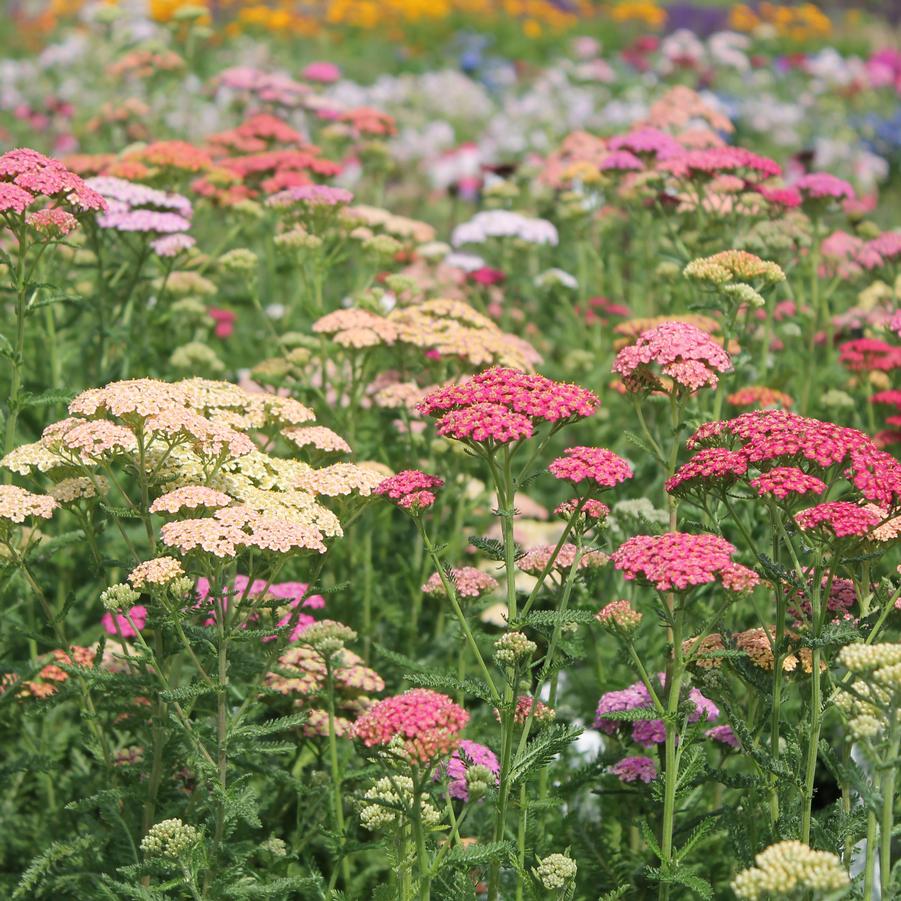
[610,755,657,783]
[548,446,633,489]
[101,605,147,638]
[750,467,827,500]
[794,502,881,539]
[436,403,533,444]
[612,532,758,593]
[375,470,444,512]
[418,367,598,426]
[665,448,748,495]
[706,724,740,749]
[659,146,781,181]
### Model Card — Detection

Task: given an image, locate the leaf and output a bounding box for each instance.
[675,817,719,863]
[508,724,582,785]
[640,820,663,861]
[669,868,714,900]
[468,535,511,561]
[623,430,661,461]
[404,670,493,703]
[159,681,216,703]
[230,711,308,739]
[516,609,597,628]
[19,389,76,408]
[445,840,511,867]
[13,836,94,898]
[597,888,631,901]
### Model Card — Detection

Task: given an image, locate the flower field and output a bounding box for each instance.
[2,2,901,898]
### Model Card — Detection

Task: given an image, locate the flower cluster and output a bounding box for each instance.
[548,447,633,489]
[731,841,849,899]
[612,321,732,394]
[374,470,443,511]
[611,532,759,593]
[351,689,469,762]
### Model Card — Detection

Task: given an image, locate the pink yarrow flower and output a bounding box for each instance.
[375,470,444,512]
[611,532,758,592]
[795,502,881,539]
[352,688,469,762]
[101,605,147,638]
[548,446,633,488]
[750,467,827,500]
[612,321,731,394]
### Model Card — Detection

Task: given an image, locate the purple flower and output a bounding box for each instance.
[610,755,657,783]
[434,739,499,801]
[706,724,740,749]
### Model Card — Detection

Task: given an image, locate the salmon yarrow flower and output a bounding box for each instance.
[548,447,633,489]
[731,840,848,899]
[554,498,610,522]
[282,426,351,454]
[127,556,185,589]
[612,321,732,394]
[509,695,555,725]
[517,543,608,576]
[0,485,58,524]
[422,567,498,599]
[149,486,232,515]
[0,147,106,213]
[612,532,758,593]
[596,599,642,634]
[727,386,793,409]
[352,689,468,762]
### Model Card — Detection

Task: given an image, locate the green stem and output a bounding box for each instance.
[326,664,352,890]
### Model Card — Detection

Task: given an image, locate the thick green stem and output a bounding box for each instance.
[800,648,822,844]
[659,608,684,901]
[326,665,352,889]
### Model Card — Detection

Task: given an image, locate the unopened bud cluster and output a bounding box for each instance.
[731,840,848,899]
[359,775,441,832]
[494,631,537,665]
[533,852,577,890]
[140,818,201,860]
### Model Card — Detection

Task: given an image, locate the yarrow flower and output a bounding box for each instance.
[375,470,444,511]
[749,467,827,500]
[611,532,758,593]
[140,819,201,860]
[794,501,881,539]
[548,446,633,489]
[436,402,533,444]
[128,556,185,588]
[418,368,598,428]
[0,485,58,523]
[665,448,748,496]
[352,689,469,762]
[422,567,499,599]
[596,599,642,634]
[554,497,610,522]
[517,543,608,576]
[0,147,106,213]
[727,386,793,409]
[533,853,577,890]
[451,210,558,247]
[149,486,232,515]
[731,840,849,899]
[434,739,500,801]
[610,755,657,783]
[794,172,855,202]
[612,321,732,394]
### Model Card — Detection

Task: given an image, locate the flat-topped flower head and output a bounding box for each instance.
[517,543,608,576]
[665,448,748,496]
[267,184,353,208]
[436,403,533,445]
[451,210,558,247]
[422,567,499,599]
[128,556,185,588]
[149,486,232,515]
[750,467,826,500]
[727,386,793,409]
[548,447,633,489]
[0,147,106,212]
[352,688,469,762]
[610,755,657,783]
[684,250,785,286]
[282,426,351,454]
[659,146,780,181]
[795,501,881,539]
[609,126,682,159]
[839,338,901,372]
[732,840,848,899]
[0,485,58,524]
[612,321,732,395]
[418,367,598,426]
[375,470,443,512]
[596,599,642,634]
[612,532,757,592]
[795,172,854,202]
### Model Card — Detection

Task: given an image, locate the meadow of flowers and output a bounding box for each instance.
[2,1,901,899]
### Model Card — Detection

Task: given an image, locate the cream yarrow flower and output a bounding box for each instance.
[731,840,848,899]
[533,852,578,890]
[140,818,201,860]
